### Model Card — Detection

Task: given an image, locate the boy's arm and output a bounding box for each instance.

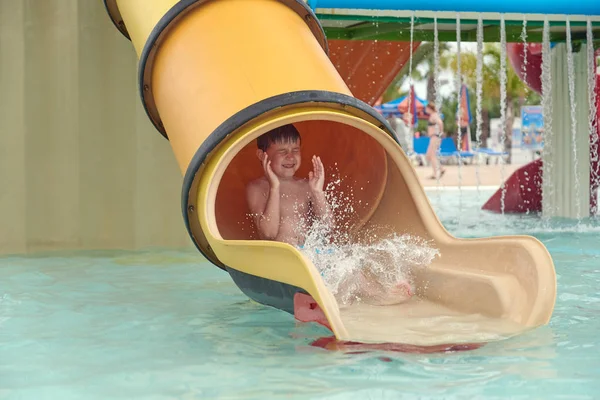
[246,182,281,240]
[310,190,330,218]
[310,189,333,228]
[307,156,333,229]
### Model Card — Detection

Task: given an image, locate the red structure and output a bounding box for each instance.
[482,159,543,213]
[507,43,544,94]
[328,40,421,106]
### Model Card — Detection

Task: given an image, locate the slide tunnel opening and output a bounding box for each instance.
[213,117,432,247]
[195,107,555,341]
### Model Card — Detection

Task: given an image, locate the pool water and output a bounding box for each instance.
[2,189,600,399]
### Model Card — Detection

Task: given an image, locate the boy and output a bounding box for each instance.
[245,124,331,246]
[245,124,412,306]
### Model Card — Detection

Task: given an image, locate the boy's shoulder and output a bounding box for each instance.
[246,176,269,191]
[246,176,309,192]
[292,176,309,186]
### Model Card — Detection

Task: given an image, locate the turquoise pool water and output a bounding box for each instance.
[2,189,600,399]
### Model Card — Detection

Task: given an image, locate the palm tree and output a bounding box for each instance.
[445,44,540,161]
[382,42,451,104]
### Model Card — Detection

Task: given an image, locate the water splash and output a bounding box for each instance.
[520,17,528,86]
[302,232,439,307]
[587,19,598,216]
[408,11,415,85]
[433,15,443,200]
[405,11,416,152]
[475,15,484,198]
[456,13,464,216]
[565,18,582,221]
[499,15,508,215]
[295,169,440,307]
[520,18,532,201]
[541,17,555,219]
[434,16,442,114]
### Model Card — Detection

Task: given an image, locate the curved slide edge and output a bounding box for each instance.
[105,0,557,347]
[192,103,556,345]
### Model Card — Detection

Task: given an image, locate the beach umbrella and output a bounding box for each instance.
[380,88,428,125]
[379,97,402,114]
[398,85,428,126]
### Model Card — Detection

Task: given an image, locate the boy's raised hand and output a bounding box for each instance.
[308,155,325,193]
[262,154,279,189]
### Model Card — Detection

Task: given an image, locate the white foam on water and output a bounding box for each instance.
[301,233,440,307]
[294,167,440,306]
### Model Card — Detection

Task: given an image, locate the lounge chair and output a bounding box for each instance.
[410,136,430,165]
[438,137,475,164]
[475,147,509,164]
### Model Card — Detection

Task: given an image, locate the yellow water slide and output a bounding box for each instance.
[104,0,557,346]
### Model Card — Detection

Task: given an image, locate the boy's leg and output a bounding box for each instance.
[355,267,413,306]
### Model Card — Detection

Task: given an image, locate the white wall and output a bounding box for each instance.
[0,0,192,254]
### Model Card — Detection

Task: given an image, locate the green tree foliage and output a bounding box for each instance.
[444,44,541,159]
[382,42,450,103]
[383,42,542,156]
[446,44,541,117]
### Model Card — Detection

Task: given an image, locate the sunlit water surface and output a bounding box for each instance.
[1,189,599,399]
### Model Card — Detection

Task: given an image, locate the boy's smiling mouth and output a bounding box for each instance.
[282,163,296,168]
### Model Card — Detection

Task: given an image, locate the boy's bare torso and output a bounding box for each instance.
[247,176,311,246]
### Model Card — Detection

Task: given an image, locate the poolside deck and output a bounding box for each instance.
[414,163,524,188]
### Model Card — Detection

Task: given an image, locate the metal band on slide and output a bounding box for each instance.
[104,0,330,138]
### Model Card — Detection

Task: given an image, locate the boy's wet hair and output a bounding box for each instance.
[257,124,301,151]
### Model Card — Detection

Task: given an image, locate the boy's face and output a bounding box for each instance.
[259,139,301,179]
